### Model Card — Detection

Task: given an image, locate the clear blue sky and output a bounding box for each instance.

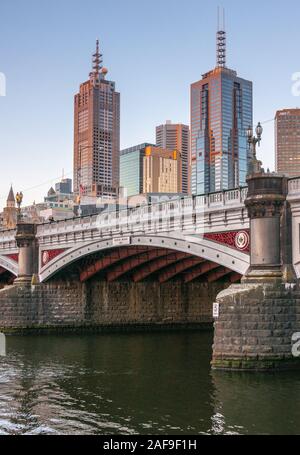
[0,0,300,208]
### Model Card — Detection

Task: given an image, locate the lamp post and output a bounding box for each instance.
[246,122,263,175]
[15,191,23,222]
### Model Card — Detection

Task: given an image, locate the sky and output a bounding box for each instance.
[0,0,300,208]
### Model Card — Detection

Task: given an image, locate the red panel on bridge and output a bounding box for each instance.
[80,247,151,282]
[132,252,189,283]
[41,249,67,267]
[106,248,173,282]
[206,267,232,283]
[184,262,220,283]
[159,257,205,284]
[4,254,19,263]
[204,230,250,253]
[229,272,242,283]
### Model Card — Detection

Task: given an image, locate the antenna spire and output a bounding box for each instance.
[92,39,103,75]
[216,7,226,68]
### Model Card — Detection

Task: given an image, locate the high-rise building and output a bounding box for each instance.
[74,40,120,199]
[156,121,190,194]
[55,178,72,195]
[190,21,253,195]
[120,144,182,195]
[120,143,155,196]
[143,146,182,194]
[275,109,300,177]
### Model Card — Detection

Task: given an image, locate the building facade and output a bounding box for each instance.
[275,109,300,177]
[143,146,182,194]
[120,143,155,196]
[55,178,72,195]
[74,41,120,199]
[156,121,190,194]
[190,30,253,195]
[120,144,182,196]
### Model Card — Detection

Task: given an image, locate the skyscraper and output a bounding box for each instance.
[120,144,182,196]
[156,121,190,194]
[143,146,182,194]
[74,41,120,199]
[275,109,300,177]
[120,143,155,196]
[190,18,253,195]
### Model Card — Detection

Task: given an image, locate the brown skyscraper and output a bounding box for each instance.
[275,109,300,177]
[156,121,190,194]
[74,41,120,198]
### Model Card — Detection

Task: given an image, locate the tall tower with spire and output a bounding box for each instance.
[216,6,226,68]
[74,40,120,199]
[190,9,253,195]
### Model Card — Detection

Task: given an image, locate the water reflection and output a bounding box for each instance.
[211,370,300,435]
[0,333,299,435]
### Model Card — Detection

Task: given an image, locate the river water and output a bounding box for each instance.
[0,331,299,435]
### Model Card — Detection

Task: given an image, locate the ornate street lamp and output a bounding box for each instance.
[247,122,264,174]
[15,191,23,222]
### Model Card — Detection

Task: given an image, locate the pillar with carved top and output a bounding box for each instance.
[243,173,286,282]
[15,223,37,283]
[212,171,300,371]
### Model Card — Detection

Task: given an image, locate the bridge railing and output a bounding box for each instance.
[288,177,300,194]
[0,229,17,250]
[35,187,248,242]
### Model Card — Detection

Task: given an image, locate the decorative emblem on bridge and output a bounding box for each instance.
[204,230,250,253]
[41,249,67,267]
[235,231,250,252]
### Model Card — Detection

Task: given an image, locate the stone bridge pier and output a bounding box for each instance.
[212,172,300,371]
[15,223,37,283]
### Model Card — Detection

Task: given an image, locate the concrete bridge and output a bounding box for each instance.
[0,172,300,371]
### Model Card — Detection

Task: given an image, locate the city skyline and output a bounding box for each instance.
[1,0,300,208]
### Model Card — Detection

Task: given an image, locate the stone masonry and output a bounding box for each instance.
[212,283,300,370]
[0,280,225,333]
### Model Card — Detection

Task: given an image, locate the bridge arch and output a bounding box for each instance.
[0,255,18,277]
[39,234,249,283]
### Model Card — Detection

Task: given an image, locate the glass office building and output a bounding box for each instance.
[120,143,154,196]
[191,48,253,195]
[120,143,182,196]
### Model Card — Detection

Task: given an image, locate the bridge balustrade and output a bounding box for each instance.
[0,187,252,251]
[288,177,300,193]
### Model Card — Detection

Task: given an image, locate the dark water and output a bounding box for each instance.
[0,331,299,435]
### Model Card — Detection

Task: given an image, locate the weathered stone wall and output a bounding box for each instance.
[86,281,222,325]
[0,280,226,332]
[212,283,300,370]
